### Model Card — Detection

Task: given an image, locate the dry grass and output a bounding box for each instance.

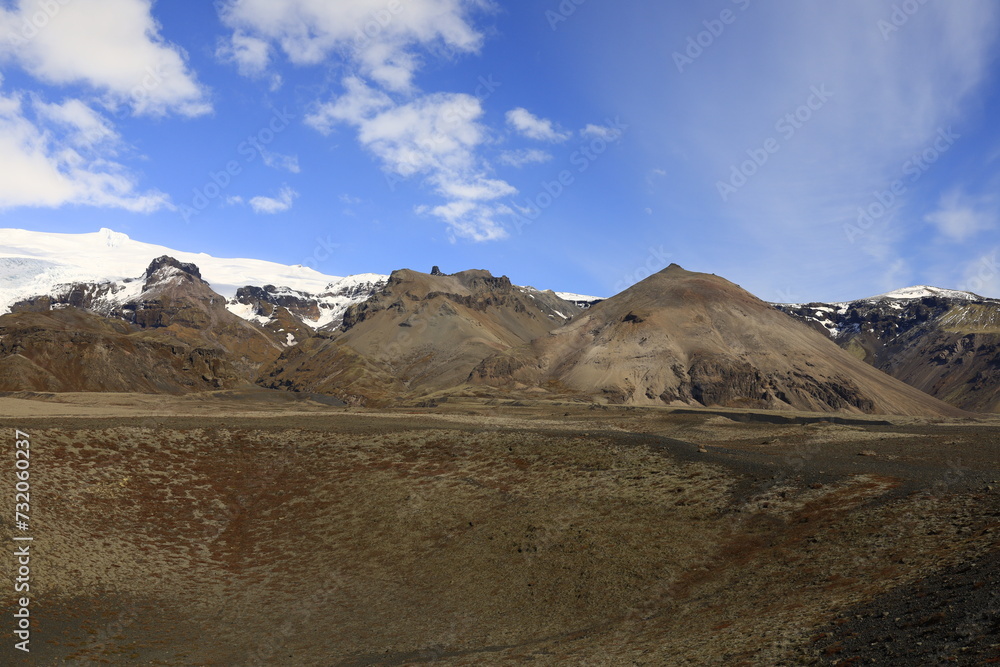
[0,397,997,665]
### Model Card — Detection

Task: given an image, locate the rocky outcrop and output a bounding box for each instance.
[340,270,530,332]
[144,255,202,284]
[232,285,321,322]
[227,277,387,332]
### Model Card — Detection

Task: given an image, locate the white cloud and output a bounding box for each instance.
[306,76,393,132]
[0,0,210,117]
[581,123,622,141]
[434,177,515,201]
[217,31,271,77]
[497,148,551,167]
[33,97,118,148]
[249,186,298,214]
[416,201,509,242]
[217,0,488,92]
[0,87,169,212]
[309,78,485,177]
[878,258,910,293]
[261,149,300,173]
[506,108,570,142]
[340,194,363,205]
[219,2,555,241]
[308,76,517,240]
[925,190,995,241]
[215,2,554,241]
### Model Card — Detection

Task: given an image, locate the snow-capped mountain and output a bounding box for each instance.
[775,286,1000,412]
[858,285,984,302]
[0,228,607,332]
[0,227,388,330]
[774,285,987,338]
[553,291,604,307]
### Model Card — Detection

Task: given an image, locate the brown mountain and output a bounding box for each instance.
[258,268,581,405]
[0,257,287,393]
[471,264,965,417]
[0,308,240,392]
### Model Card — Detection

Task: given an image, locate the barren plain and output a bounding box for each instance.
[1,390,998,665]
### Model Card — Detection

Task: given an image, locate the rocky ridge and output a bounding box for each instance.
[776,288,1000,411]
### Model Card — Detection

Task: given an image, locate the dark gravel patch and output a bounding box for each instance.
[815,548,1000,665]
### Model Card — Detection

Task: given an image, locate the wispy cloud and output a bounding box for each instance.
[648,1,1000,300]
[249,187,298,214]
[216,31,271,77]
[261,149,300,173]
[219,1,523,241]
[497,148,552,167]
[33,97,119,148]
[506,108,570,142]
[581,123,623,141]
[925,190,996,242]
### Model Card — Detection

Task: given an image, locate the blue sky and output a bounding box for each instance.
[1,0,999,302]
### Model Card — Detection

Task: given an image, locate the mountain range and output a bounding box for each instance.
[0,228,994,416]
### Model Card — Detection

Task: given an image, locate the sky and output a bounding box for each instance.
[1,0,999,303]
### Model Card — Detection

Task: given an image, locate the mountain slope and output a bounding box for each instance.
[0,308,240,393]
[472,265,964,417]
[777,288,1000,412]
[0,257,286,392]
[259,268,582,405]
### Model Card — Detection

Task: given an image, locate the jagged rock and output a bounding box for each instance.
[145,255,202,282]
